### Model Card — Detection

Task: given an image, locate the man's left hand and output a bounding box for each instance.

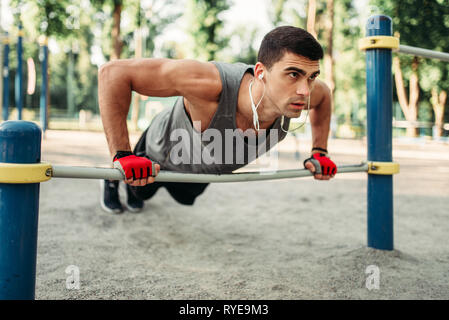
[303,153,337,180]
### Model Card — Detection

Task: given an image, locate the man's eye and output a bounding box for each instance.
[289,72,298,78]
[309,75,318,81]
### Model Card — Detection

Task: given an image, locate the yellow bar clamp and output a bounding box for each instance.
[367,161,400,175]
[0,162,52,183]
[359,36,399,51]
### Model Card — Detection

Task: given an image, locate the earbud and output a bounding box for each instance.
[258,73,264,80]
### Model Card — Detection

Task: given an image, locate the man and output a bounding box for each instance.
[98,26,337,214]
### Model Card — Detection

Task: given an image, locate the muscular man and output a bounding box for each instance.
[98,26,337,214]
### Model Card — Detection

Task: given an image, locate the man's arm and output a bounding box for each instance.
[98,58,221,186]
[304,80,335,180]
[309,80,332,152]
[98,58,221,158]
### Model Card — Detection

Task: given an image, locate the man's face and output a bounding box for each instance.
[263,51,320,118]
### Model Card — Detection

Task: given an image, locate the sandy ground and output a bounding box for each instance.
[34,129,449,299]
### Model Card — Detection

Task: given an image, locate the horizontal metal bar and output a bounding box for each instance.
[398,45,449,62]
[50,162,369,183]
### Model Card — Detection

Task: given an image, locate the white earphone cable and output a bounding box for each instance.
[248,75,266,132]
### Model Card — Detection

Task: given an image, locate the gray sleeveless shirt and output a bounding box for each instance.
[143,61,290,174]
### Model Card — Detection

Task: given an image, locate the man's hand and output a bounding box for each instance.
[113,151,161,186]
[303,152,337,180]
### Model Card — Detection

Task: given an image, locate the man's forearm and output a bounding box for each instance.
[101,110,132,157]
[309,100,331,153]
[98,62,133,159]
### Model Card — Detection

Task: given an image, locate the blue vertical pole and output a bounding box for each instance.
[39,37,48,133]
[2,33,9,121]
[365,15,394,250]
[0,121,42,300]
[15,24,24,120]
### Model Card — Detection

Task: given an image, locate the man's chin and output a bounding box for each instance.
[284,109,303,118]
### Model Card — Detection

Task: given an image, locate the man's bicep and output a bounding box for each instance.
[130,58,222,100]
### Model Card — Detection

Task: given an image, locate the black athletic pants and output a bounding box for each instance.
[128,128,209,205]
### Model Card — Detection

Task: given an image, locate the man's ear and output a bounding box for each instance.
[254,61,266,80]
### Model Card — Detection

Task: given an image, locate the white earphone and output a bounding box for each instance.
[249,72,266,131]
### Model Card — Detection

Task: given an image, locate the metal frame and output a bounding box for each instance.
[398,44,449,62]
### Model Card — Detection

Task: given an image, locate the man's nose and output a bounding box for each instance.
[296,79,311,97]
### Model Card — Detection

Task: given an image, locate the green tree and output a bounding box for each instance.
[371,0,449,137]
[11,0,72,123]
[139,0,183,58]
[186,0,231,61]
[332,0,365,136]
[91,0,124,60]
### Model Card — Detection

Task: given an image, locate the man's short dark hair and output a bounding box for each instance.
[257,26,324,69]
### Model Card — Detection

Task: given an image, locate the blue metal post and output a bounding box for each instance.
[39,38,48,132]
[15,25,24,120]
[365,15,394,250]
[2,33,9,121]
[0,121,42,299]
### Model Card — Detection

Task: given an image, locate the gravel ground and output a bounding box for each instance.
[34,130,449,299]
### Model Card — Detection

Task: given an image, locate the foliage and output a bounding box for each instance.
[3,0,448,132]
[186,0,231,61]
[11,0,73,37]
[332,0,366,126]
[370,0,449,125]
[6,0,182,116]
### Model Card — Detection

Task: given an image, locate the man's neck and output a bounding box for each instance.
[237,74,279,133]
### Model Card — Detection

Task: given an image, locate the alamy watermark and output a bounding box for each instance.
[365,265,380,290]
[65,265,80,290]
[168,121,280,172]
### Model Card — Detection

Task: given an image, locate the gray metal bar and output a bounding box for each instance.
[50,162,369,183]
[398,45,449,62]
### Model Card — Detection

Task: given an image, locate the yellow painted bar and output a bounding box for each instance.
[359,36,399,51]
[0,162,52,183]
[368,161,400,175]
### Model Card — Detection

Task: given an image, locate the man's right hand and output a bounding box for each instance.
[113,151,160,186]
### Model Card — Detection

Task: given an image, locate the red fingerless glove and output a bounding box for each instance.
[303,153,337,176]
[113,151,156,180]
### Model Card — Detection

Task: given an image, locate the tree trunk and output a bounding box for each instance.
[67,49,75,117]
[407,57,420,137]
[393,56,408,117]
[111,1,123,60]
[324,0,334,110]
[46,52,50,130]
[307,0,317,39]
[392,56,420,137]
[431,88,447,138]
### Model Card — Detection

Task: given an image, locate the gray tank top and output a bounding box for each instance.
[143,61,290,174]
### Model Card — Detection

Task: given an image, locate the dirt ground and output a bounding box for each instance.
[35,129,449,299]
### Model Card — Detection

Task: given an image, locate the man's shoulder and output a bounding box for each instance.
[211,61,254,73]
